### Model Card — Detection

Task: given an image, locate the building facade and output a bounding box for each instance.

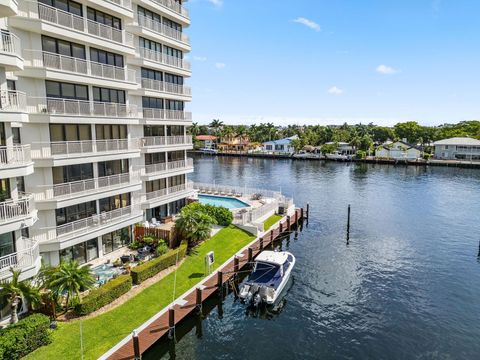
[0,0,193,300]
[434,137,480,160]
[375,141,422,160]
[262,135,297,154]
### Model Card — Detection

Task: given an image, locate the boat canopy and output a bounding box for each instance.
[255,251,289,266]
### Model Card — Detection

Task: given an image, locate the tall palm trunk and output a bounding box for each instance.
[10,295,19,324]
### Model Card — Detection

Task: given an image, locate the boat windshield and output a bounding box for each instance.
[248,262,279,283]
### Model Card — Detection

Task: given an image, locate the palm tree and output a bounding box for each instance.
[48,260,95,312]
[189,122,200,137]
[0,268,40,324]
[209,119,224,138]
[175,205,216,246]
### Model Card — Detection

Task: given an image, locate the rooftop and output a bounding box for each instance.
[196,135,217,141]
[434,137,480,146]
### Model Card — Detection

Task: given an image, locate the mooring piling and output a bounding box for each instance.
[287,215,291,230]
[306,203,310,220]
[270,230,274,249]
[478,240,480,257]
[260,237,264,251]
[217,271,223,288]
[233,256,239,276]
[195,288,202,314]
[132,330,141,360]
[248,247,253,263]
[347,204,351,244]
[168,308,175,339]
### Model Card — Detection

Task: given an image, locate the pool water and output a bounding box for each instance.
[198,194,250,209]
[91,264,122,285]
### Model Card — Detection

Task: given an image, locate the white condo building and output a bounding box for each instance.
[0,0,193,307]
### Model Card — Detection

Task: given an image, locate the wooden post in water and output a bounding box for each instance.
[306,203,310,220]
[233,256,239,276]
[168,308,175,339]
[347,204,351,244]
[132,330,141,360]
[280,221,283,233]
[248,247,253,263]
[478,240,480,257]
[287,216,291,230]
[301,207,304,220]
[217,271,223,288]
[260,237,264,251]
[270,230,274,249]
[195,288,202,314]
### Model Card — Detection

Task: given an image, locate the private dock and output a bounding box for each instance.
[101,207,307,360]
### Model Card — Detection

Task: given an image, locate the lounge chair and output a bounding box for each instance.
[151,218,158,226]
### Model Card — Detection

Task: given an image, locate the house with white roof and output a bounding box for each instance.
[262,135,298,154]
[434,137,480,160]
[376,140,423,160]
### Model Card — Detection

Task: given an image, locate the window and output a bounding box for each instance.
[164,45,183,59]
[87,7,122,29]
[98,159,129,177]
[141,67,163,81]
[46,81,88,100]
[12,127,21,144]
[6,80,15,91]
[146,179,166,193]
[93,87,125,104]
[139,37,162,52]
[0,178,11,201]
[163,17,182,32]
[60,239,98,265]
[90,48,123,67]
[166,125,184,136]
[39,0,83,16]
[165,73,183,85]
[144,125,165,137]
[102,227,131,254]
[142,97,163,109]
[55,201,96,226]
[137,6,161,22]
[165,100,184,111]
[168,174,185,186]
[52,164,93,184]
[167,150,185,162]
[95,124,127,140]
[49,124,91,142]
[17,177,25,192]
[168,198,185,215]
[99,193,130,212]
[0,232,14,258]
[145,152,166,165]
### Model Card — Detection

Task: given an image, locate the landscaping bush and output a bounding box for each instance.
[131,241,188,285]
[203,204,233,226]
[0,313,51,360]
[74,275,132,316]
[156,240,169,257]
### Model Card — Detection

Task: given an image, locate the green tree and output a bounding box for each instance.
[290,138,304,151]
[175,203,217,245]
[209,119,224,138]
[320,143,337,154]
[188,122,200,137]
[394,121,421,143]
[48,260,95,312]
[0,268,40,324]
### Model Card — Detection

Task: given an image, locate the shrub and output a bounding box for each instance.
[203,205,233,226]
[156,240,168,257]
[0,313,51,360]
[74,275,132,316]
[356,150,367,159]
[131,241,188,285]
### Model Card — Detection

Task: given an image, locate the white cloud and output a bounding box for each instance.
[376,64,399,75]
[328,86,343,95]
[293,17,321,32]
[193,56,207,62]
[215,62,226,69]
[207,0,223,7]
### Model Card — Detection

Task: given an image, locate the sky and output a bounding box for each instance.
[186,0,480,126]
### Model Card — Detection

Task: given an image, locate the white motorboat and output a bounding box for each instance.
[293,151,323,160]
[325,151,353,161]
[239,250,295,307]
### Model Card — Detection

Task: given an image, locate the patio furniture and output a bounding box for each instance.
[162,215,174,224]
[151,218,158,226]
[143,221,150,228]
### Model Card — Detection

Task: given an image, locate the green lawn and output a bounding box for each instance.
[26,225,255,360]
[264,214,282,231]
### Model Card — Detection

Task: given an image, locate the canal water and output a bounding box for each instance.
[145,156,480,360]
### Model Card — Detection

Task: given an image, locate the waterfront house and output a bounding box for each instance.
[262,135,298,154]
[326,142,355,155]
[196,135,217,149]
[218,135,252,152]
[434,137,480,160]
[375,140,423,160]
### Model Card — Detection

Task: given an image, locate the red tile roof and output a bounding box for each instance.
[196,135,217,141]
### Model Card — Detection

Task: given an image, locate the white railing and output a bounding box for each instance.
[140,78,191,96]
[0,145,32,166]
[25,50,136,82]
[142,108,192,121]
[0,238,39,276]
[102,0,132,10]
[137,47,191,71]
[144,158,193,175]
[136,14,189,44]
[21,2,133,46]
[193,183,284,200]
[56,205,135,238]
[0,32,22,57]
[145,181,193,201]
[27,97,138,118]
[0,90,27,112]
[35,172,137,200]
[31,139,139,159]
[141,135,192,147]
[0,193,35,223]
[150,0,189,18]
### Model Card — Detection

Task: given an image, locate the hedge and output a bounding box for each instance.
[203,204,233,226]
[74,275,132,316]
[131,241,188,285]
[0,313,51,360]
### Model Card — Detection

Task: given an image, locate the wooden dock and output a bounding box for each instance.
[103,208,305,360]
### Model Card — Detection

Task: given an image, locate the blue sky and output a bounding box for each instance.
[186,0,480,126]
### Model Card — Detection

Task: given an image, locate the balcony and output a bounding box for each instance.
[142,158,193,180]
[0,238,40,281]
[31,139,140,166]
[141,135,192,152]
[148,0,189,21]
[142,182,194,209]
[139,78,191,98]
[142,108,192,123]
[0,193,37,232]
[27,97,139,120]
[0,31,23,70]
[135,14,189,45]
[136,47,191,72]
[0,90,27,113]
[0,145,34,178]
[24,50,137,87]
[14,2,134,52]
[0,0,18,17]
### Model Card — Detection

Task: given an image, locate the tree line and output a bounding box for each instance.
[189,120,480,152]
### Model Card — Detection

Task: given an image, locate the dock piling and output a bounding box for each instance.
[248,247,253,263]
[132,330,141,360]
[478,240,480,258]
[270,230,274,249]
[168,308,175,339]
[233,256,239,276]
[217,271,223,288]
[260,237,264,251]
[347,204,351,244]
[195,288,202,314]
[287,216,291,230]
[306,203,310,220]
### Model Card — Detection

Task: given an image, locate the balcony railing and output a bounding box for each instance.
[136,14,189,44]
[25,50,136,83]
[0,90,27,112]
[140,78,191,96]
[141,135,193,147]
[137,47,191,71]
[56,205,135,238]
[142,108,192,121]
[27,97,138,118]
[145,181,193,201]
[0,193,35,223]
[0,238,39,277]
[20,2,134,46]
[0,145,32,166]
[31,139,139,159]
[144,158,193,175]
[35,172,138,201]
[150,0,189,18]
[0,32,22,57]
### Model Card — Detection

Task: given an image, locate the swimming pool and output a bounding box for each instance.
[198,194,250,209]
[91,264,122,285]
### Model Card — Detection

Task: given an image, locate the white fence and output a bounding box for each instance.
[142,108,192,121]
[141,135,192,147]
[140,78,191,96]
[0,193,34,223]
[0,90,27,112]
[150,0,189,17]
[143,158,193,175]
[0,145,31,166]
[0,238,39,276]
[0,32,21,57]
[145,182,193,201]
[137,47,191,71]
[137,14,189,44]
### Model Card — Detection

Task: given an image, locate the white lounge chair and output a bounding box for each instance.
[151,218,158,226]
